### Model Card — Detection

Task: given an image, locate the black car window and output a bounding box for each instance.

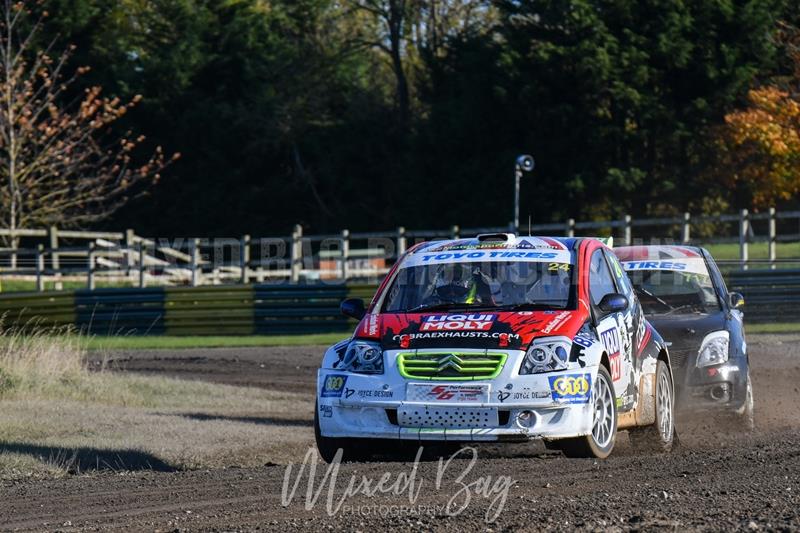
[589,249,618,306]
[626,268,721,315]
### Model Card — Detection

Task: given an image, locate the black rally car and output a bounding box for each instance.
[613,245,753,429]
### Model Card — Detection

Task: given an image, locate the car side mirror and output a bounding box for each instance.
[728,292,745,310]
[340,298,366,320]
[598,293,629,314]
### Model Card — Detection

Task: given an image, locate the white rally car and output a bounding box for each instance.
[315,234,676,461]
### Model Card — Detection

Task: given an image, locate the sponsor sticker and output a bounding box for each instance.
[407,383,490,403]
[420,313,496,332]
[549,374,592,404]
[621,259,708,276]
[402,249,572,268]
[344,388,394,399]
[542,310,571,334]
[496,389,551,403]
[393,331,521,342]
[321,374,348,398]
[599,328,621,381]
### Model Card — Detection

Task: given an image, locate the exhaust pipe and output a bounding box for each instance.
[709,385,728,402]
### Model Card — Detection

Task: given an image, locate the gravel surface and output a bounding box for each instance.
[1,333,798,531]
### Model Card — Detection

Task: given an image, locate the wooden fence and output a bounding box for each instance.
[1,207,800,291]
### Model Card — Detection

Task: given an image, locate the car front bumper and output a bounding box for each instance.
[675,359,749,413]
[317,357,598,442]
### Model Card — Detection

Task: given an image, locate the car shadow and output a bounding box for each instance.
[161,412,312,427]
[0,442,177,473]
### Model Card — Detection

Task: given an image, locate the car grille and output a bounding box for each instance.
[669,348,692,369]
[397,352,507,380]
[397,406,499,428]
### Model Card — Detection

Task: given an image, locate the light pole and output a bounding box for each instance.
[514,154,535,233]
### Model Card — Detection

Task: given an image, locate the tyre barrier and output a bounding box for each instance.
[0,284,377,336]
[0,268,793,335]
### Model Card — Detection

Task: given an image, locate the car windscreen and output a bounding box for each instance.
[621,259,721,315]
[382,249,576,313]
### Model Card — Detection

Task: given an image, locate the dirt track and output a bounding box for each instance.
[2,334,799,531]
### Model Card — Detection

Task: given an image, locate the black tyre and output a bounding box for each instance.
[629,360,675,453]
[314,402,371,463]
[559,366,617,459]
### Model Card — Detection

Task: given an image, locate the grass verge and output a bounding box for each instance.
[702,242,800,263]
[86,332,350,350]
[747,322,800,334]
[0,329,313,479]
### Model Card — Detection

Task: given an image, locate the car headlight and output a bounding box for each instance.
[341,340,383,374]
[519,337,571,375]
[696,331,729,368]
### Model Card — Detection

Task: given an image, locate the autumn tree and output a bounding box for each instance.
[715,21,800,208]
[0,0,176,246]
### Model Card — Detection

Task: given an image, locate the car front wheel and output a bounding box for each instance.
[559,365,617,459]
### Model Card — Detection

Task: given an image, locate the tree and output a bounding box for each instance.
[0,0,175,245]
[713,21,800,208]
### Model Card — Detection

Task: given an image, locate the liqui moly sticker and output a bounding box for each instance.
[420,314,496,332]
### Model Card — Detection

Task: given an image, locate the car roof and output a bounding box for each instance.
[408,235,583,254]
[613,244,704,261]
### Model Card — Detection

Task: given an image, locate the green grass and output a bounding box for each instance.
[746,322,800,334]
[86,332,350,350]
[703,242,800,262]
[0,279,135,293]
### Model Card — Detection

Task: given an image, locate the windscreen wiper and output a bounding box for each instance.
[635,287,672,310]
[403,302,495,314]
[660,304,704,316]
[499,302,563,311]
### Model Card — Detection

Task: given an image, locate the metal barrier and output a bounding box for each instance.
[727,270,800,323]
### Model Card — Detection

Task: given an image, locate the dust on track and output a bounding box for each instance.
[1,333,798,531]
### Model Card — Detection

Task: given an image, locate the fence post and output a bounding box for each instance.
[341,229,350,280]
[190,238,200,287]
[623,215,632,246]
[138,241,146,288]
[240,234,250,284]
[681,212,691,244]
[35,244,44,292]
[396,227,407,257]
[87,242,95,290]
[451,225,460,239]
[291,225,302,283]
[124,229,135,281]
[565,219,575,238]
[768,207,777,270]
[48,226,61,290]
[9,229,16,270]
[739,209,749,270]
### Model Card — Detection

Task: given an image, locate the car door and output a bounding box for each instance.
[603,249,642,406]
[588,248,632,402]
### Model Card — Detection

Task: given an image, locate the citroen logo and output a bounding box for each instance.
[436,354,463,373]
